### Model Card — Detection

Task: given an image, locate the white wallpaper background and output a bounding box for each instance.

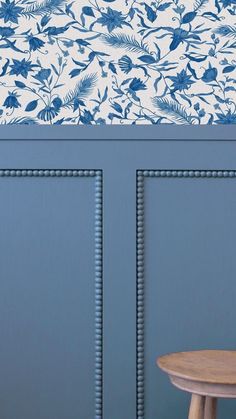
[0,0,235,124]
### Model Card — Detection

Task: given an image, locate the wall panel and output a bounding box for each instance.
[137,170,236,419]
[0,169,103,419]
[0,128,235,419]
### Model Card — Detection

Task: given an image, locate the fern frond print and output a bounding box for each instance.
[101,34,151,55]
[22,0,65,17]
[0,117,39,124]
[0,0,234,124]
[194,0,208,12]
[152,98,194,124]
[214,25,236,38]
[62,74,97,108]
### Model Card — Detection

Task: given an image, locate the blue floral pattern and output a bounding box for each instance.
[0,0,235,124]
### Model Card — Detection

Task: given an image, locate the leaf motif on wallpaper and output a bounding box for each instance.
[25,100,38,112]
[0,0,234,124]
[194,0,209,11]
[101,33,151,55]
[222,65,236,73]
[138,55,156,64]
[62,74,97,108]
[152,98,194,124]
[0,117,38,124]
[144,4,157,23]
[22,0,65,17]
[214,25,236,37]
[82,6,95,17]
[182,12,197,24]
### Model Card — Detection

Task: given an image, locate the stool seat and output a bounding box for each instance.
[157,350,236,419]
[158,350,236,385]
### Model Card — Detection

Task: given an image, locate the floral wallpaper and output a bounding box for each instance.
[0,0,235,124]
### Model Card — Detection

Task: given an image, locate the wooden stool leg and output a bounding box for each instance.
[204,397,217,419]
[188,394,205,419]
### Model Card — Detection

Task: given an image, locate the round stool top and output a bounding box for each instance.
[157,350,236,385]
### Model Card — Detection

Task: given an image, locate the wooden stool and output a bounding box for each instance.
[157,350,236,419]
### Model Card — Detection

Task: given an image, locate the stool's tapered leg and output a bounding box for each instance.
[188,394,205,419]
[204,397,217,419]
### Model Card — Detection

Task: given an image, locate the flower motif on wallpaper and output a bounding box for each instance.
[0,0,235,124]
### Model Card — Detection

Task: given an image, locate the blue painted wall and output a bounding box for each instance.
[0,127,235,419]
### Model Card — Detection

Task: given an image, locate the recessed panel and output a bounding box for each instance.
[141,173,236,419]
[0,173,100,419]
